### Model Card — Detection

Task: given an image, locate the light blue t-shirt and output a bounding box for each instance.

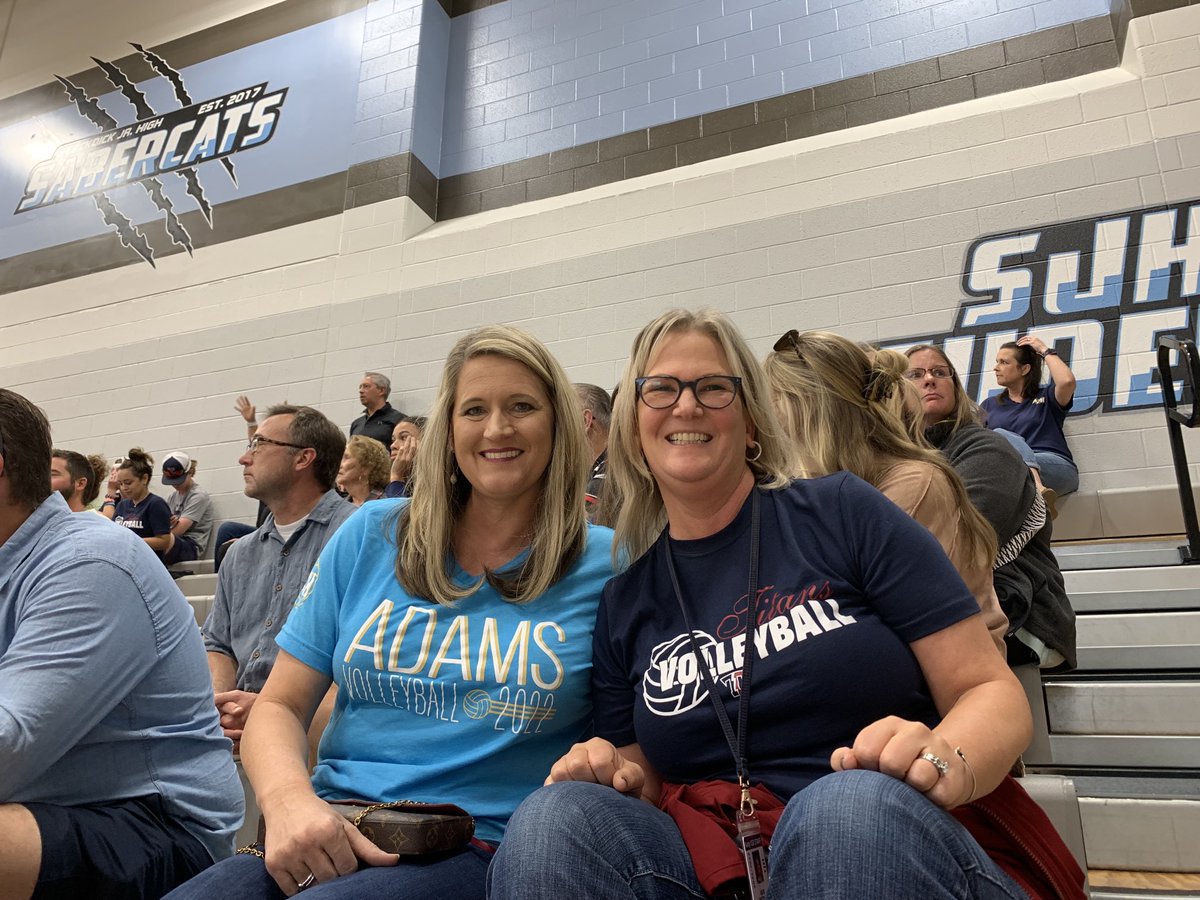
[277,499,616,843]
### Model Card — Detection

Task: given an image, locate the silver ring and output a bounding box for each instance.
[919,751,950,777]
[297,874,316,890]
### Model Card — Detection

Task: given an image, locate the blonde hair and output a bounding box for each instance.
[903,344,985,431]
[872,347,928,445]
[609,309,795,564]
[396,325,590,605]
[765,331,996,572]
[345,435,391,492]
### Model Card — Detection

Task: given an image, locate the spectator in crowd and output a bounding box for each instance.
[982,336,1079,500]
[384,415,426,498]
[491,309,1042,900]
[574,383,611,521]
[162,452,215,565]
[906,344,1076,670]
[101,448,176,559]
[202,405,353,754]
[0,388,242,898]
[166,325,616,900]
[214,395,272,572]
[350,371,404,448]
[49,449,107,513]
[764,331,1008,655]
[337,435,391,506]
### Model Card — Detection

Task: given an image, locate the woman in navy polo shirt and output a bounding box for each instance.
[981,335,1079,497]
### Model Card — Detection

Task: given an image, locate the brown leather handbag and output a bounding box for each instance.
[254,800,475,857]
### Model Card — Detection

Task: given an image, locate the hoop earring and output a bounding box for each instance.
[746,441,762,462]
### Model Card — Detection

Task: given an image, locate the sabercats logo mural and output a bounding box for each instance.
[15,45,288,266]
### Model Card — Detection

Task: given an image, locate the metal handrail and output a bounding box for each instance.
[1156,336,1200,564]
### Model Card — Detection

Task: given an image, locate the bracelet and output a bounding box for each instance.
[1042,348,1058,358]
[955,746,977,804]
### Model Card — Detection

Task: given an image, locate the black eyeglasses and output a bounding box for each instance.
[635,375,742,410]
[904,367,955,381]
[246,435,309,454]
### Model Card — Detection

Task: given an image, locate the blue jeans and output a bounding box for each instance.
[163,843,492,900]
[487,772,1026,900]
[993,430,1079,495]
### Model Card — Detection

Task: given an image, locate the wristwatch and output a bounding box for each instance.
[1042,348,1058,358]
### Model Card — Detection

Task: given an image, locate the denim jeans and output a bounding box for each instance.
[163,843,492,900]
[993,429,1079,495]
[487,771,1026,900]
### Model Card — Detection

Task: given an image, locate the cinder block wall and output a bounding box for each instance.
[1,0,1198,540]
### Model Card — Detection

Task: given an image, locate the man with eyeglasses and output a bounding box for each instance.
[202,404,353,754]
[0,389,241,897]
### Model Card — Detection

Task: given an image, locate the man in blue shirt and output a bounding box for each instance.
[202,404,353,754]
[0,389,241,898]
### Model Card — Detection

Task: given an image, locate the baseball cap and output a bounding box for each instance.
[162,452,192,485]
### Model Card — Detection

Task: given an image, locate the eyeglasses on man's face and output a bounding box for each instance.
[246,435,309,454]
[904,367,955,381]
[635,375,742,410]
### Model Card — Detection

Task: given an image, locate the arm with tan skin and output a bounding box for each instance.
[99,466,120,519]
[242,652,397,896]
[1017,335,1076,408]
[143,534,172,554]
[833,614,1031,809]
[236,395,259,442]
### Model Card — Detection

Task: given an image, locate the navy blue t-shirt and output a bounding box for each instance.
[114,493,172,540]
[593,474,980,801]
[982,383,1073,461]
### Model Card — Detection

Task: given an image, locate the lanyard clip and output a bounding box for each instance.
[738,776,757,820]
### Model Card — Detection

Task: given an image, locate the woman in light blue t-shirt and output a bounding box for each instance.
[165,326,616,900]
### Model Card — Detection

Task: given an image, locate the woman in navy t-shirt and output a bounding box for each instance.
[980,336,1079,497]
[491,310,1052,900]
[102,447,174,558]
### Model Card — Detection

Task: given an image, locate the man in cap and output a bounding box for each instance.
[162,451,214,565]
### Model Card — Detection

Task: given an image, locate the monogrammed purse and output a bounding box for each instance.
[254,800,475,856]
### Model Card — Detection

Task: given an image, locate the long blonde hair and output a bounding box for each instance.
[765,331,996,571]
[609,309,795,564]
[395,325,590,605]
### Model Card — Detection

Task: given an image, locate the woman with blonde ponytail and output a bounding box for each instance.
[764,330,1008,655]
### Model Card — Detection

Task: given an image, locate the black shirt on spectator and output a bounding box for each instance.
[350,401,403,447]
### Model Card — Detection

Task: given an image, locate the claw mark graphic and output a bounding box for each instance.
[131,42,237,187]
[142,176,194,254]
[92,56,154,118]
[94,193,155,267]
[58,76,153,262]
[54,75,117,130]
[180,169,213,226]
[92,56,195,254]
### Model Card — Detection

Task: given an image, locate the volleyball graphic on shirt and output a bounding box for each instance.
[642,630,717,717]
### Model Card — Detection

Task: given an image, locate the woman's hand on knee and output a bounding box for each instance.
[831,716,970,810]
[263,796,399,895]
[545,738,645,797]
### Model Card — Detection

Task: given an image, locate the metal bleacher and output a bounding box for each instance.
[1024,337,1200,895]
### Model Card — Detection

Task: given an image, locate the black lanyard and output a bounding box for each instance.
[662,488,761,808]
